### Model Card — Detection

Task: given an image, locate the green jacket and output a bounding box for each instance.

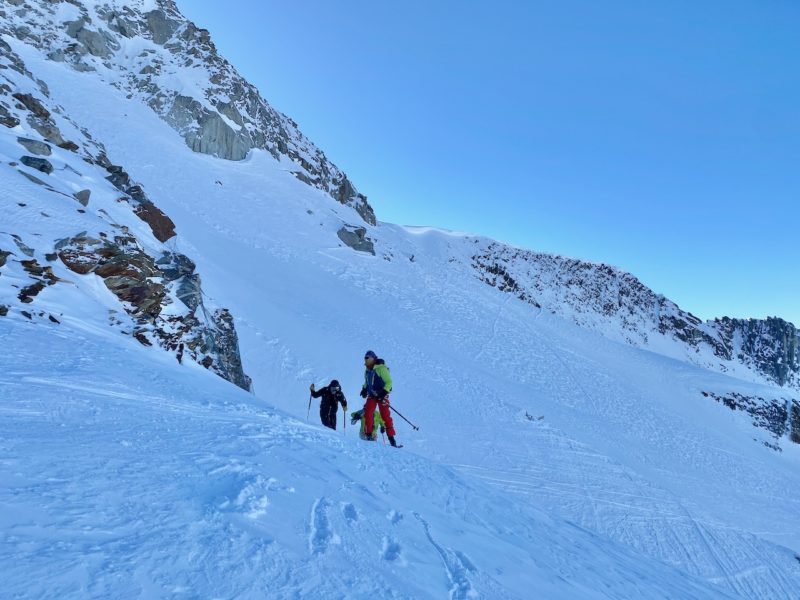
[351,409,385,440]
[363,360,392,397]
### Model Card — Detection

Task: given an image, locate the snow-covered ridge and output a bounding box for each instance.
[0,0,375,225]
[466,239,800,391]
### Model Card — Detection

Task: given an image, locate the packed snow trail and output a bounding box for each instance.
[0,319,733,599]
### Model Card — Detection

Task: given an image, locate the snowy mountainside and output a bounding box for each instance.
[0,33,250,388]
[2,1,800,599]
[0,0,375,224]
[1,317,735,599]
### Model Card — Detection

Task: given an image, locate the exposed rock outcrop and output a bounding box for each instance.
[337,225,375,255]
[65,17,118,59]
[17,136,52,156]
[206,308,252,391]
[133,202,176,243]
[11,89,75,150]
[55,234,251,390]
[791,400,800,444]
[89,154,177,242]
[713,317,799,387]
[701,391,797,450]
[73,189,91,206]
[20,155,53,174]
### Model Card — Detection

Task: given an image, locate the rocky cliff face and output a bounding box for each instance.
[0,35,251,390]
[470,241,800,392]
[712,317,799,388]
[700,391,800,451]
[0,0,376,225]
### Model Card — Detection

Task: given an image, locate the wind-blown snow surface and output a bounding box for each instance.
[2,36,800,600]
[1,318,734,599]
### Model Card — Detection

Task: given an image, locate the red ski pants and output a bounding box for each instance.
[364,395,395,437]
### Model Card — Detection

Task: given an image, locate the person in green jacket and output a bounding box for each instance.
[350,408,386,441]
[360,350,398,447]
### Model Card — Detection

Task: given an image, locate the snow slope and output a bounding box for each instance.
[2,8,800,600]
[1,317,736,599]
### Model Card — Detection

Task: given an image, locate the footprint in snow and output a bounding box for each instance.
[216,475,270,519]
[341,502,358,524]
[387,509,403,524]
[381,536,403,562]
[234,479,270,519]
[309,497,340,555]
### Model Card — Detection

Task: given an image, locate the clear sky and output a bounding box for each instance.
[180,1,799,325]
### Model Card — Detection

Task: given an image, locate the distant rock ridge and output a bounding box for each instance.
[470,241,799,391]
[0,0,376,225]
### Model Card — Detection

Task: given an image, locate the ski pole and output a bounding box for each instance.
[307,393,312,422]
[389,405,419,431]
[343,405,346,434]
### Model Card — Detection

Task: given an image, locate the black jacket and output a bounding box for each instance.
[312,385,347,409]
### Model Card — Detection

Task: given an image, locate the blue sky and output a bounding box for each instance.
[180,1,799,325]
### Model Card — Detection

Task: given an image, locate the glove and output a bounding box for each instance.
[380,425,386,434]
[342,403,348,411]
[309,383,315,393]
[376,389,388,401]
[360,388,367,398]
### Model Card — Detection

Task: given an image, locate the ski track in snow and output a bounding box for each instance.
[415,512,475,600]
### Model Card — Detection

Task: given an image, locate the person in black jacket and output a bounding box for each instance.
[310,379,348,430]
